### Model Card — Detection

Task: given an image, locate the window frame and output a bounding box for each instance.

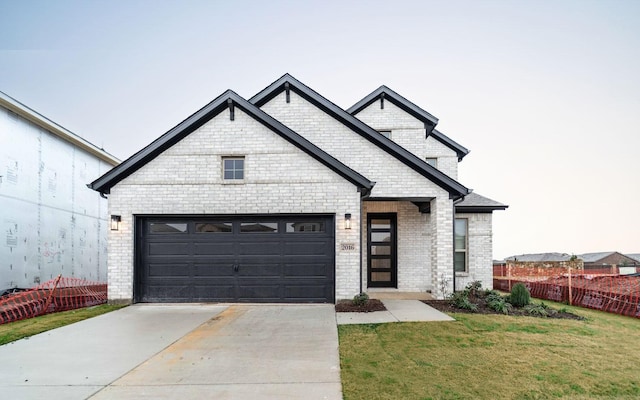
[425,157,438,168]
[222,156,245,181]
[454,218,468,273]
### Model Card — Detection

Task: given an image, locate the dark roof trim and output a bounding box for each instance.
[431,129,470,161]
[455,192,508,213]
[89,90,374,195]
[346,85,438,134]
[250,74,469,200]
[455,206,508,214]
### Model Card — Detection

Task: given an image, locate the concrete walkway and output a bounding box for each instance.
[0,304,342,400]
[336,299,454,325]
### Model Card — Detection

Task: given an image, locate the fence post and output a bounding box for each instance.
[40,274,62,317]
[568,265,573,306]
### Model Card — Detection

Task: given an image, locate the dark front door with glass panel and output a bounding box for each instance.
[367,213,397,288]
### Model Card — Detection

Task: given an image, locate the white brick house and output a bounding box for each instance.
[90,74,506,304]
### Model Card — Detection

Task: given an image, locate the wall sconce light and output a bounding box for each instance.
[344,213,352,230]
[110,215,121,231]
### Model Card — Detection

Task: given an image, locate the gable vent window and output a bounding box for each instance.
[223,157,244,180]
[425,157,438,168]
[378,130,391,139]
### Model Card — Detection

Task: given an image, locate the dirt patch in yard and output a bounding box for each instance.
[335,299,386,313]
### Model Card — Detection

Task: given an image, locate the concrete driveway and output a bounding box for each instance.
[0,304,342,400]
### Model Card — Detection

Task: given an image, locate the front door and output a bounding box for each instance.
[367,213,397,288]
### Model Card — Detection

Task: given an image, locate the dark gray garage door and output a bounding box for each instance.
[136,215,335,303]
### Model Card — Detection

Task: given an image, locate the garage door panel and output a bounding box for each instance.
[193,285,235,300]
[238,241,281,255]
[193,263,235,277]
[143,284,192,301]
[236,263,281,277]
[148,263,190,277]
[148,242,190,256]
[193,242,235,256]
[237,285,280,300]
[283,241,330,255]
[283,263,331,278]
[284,285,329,300]
[137,215,335,303]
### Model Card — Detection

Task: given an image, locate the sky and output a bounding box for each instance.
[1,0,639,259]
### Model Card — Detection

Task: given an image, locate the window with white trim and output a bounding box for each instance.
[454,218,468,272]
[223,157,244,180]
[425,157,438,168]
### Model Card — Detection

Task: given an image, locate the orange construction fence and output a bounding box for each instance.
[0,276,107,325]
[493,266,640,318]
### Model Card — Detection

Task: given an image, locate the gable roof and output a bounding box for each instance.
[579,252,616,263]
[249,74,469,200]
[579,252,639,264]
[0,90,119,166]
[347,85,438,131]
[455,192,508,213]
[89,90,374,195]
[346,86,470,161]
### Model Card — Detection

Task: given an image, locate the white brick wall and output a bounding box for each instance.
[455,213,494,291]
[107,107,362,302]
[353,100,459,179]
[260,92,449,199]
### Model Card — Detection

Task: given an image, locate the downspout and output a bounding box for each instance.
[358,184,374,295]
[452,201,457,293]
[359,198,363,294]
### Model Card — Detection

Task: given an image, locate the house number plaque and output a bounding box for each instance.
[340,243,356,251]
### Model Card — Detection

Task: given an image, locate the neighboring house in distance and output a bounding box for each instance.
[89,73,507,304]
[504,253,573,262]
[0,90,119,293]
[579,252,639,270]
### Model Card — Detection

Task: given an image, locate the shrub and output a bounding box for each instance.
[449,291,478,312]
[487,295,512,315]
[524,303,549,317]
[510,283,531,307]
[352,292,369,306]
[466,280,483,294]
[484,289,501,298]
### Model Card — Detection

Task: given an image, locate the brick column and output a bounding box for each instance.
[431,197,454,299]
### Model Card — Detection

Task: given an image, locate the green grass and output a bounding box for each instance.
[338,302,640,400]
[0,304,125,345]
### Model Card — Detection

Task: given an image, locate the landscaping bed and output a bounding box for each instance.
[424,299,583,320]
[424,281,584,320]
[335,298,386,313]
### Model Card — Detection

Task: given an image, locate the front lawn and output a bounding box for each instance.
[0,304,125,345]
[338,302,640,399]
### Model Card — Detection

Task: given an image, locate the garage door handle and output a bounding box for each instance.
[233,264,239,272]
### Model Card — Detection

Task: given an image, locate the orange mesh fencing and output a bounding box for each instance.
[0,276,107,325]
[494,266,640,318]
